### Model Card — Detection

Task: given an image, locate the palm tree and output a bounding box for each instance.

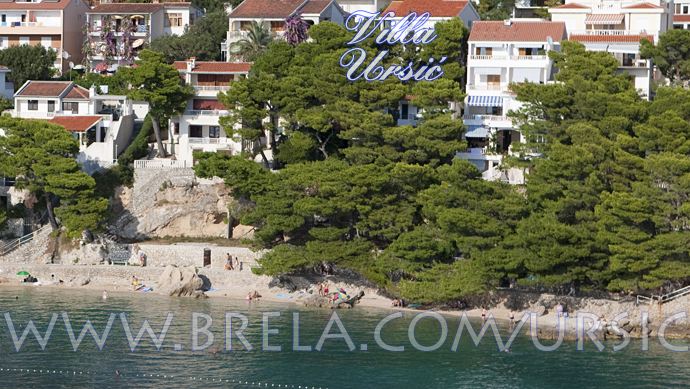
[229,21,274,62]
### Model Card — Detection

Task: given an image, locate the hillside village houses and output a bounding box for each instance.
[456,19,566,185]
[168,58,252,165]
[12,80,143,174]
[0,0,90,74]
[222,0,347,61]
[85,1,203,72]
[549,0,672,99]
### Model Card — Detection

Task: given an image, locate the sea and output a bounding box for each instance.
[0,287,687,388]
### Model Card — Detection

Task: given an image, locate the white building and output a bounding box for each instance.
[336,0,391,14]
[673,0,690,29]
[222,0,346,60]
[549,0,673,99]
[0,0,90,74]
[169,58,252,164]
[382,0,480,29]
[85,2,203,72]
[458,20,566,184]
[13,80,138,173]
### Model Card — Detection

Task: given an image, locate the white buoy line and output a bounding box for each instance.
[0,366,328,388]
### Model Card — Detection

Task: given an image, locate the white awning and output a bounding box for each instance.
[467,95,503,107]
[585,14,624,25]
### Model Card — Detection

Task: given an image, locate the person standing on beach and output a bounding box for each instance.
[509,311,515,326]
[481,308,487,322]
[224,253,234,270]
[234,256,240,270]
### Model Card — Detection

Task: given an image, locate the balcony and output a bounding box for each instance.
[570,29,640,36]
[456,147,504,162]
[0,21,61,34]
[184,109,229,117]
[469,55,508,60]
[466,83,506,91]
[188,137,232,145]
[193,85,230,91]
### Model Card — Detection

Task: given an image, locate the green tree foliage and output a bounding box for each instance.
[150,11,229,62]
[0,45,57,87]
[120,50,193,157]
[209,28,690,302]
[474,0,516,20]
[641,29,690,84]
[0,117,108,236]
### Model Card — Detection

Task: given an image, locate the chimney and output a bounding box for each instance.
[187,57,196,72]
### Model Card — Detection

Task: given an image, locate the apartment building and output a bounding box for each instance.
[457,20,566,184]
[13,80,137,173]
[382,0,480,29]
[0,0,90,74]
[169,58,252,164]
[222,0,346,60]
[673,0,690,29]
[85,2,203,72]
[549,0,673,99]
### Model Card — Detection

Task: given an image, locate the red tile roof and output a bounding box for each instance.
[622,2,663,9]
[173,61,252,73]
[553,3,590,9]
[49,116,102,133]
[569,34,654,43]
[229,0,303,18]
[300,0,331,14]
[16,81,72,97]
[384,0,470,17]
[469,21,566,42]
[674,15,690,22]
[64,85,90,100]
[0,0,73,10]
[89,3,164,13]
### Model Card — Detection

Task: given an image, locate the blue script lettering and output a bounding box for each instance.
[340,48,448,82]
[341,11,445,82]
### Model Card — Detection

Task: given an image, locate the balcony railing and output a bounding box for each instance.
[188,137,232,145]
[570,29,640,36]
[463,114,510,122]
[185,109,229,116]
[470,55,508,60]
[193,85,230,91]
[0,22,60,27]
[512,55,547,60]
[467,83,505,91]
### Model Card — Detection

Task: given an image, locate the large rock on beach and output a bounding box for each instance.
[157,265,205,297]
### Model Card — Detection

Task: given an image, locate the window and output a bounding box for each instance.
[240,21,252,30]
[190,125,203,138]
[1,15,5,25]
[270,21,284,32]
[209,126,220,138]
[19,36,29,45]
[62,102,78,114]
[47,101,55,112]
[41,36,51,49]
[165,13,183,27]
[487,74,501,87]
[685,5,690,14]
[28,100,38,110]
[401,103,409,120]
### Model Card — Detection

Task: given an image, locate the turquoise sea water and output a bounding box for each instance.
[0,287,688,388]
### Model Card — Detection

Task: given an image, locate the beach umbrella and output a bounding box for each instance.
[16,271,30,276]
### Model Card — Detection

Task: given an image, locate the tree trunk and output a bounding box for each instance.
[259,149,270,168]
[152,116,167,157]
[44,194,59,231]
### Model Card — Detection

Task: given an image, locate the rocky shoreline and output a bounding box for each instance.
[2,261,690,342]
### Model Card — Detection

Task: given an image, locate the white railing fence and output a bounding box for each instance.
[0,224,51,256]
[134,159,189,169]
